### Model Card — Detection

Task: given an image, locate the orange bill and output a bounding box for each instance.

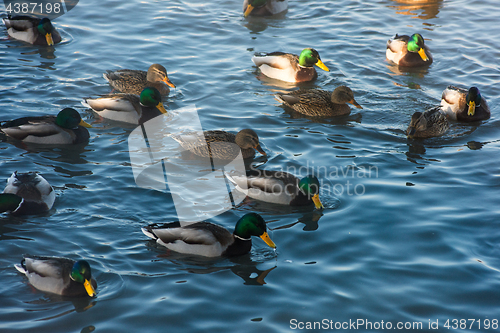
[467,101,476,116]
[163,76,176,88]
[45,33,54,46]
[157,101,168,114]
[254,144,266,156]
[259,232,276,248]
[315,59,330,72]
[244,4,255,17]
[84,279,96,297]
[78,119,93,128]
[418,48,429,61]
[349,99,363,109]
[312,194,324,210]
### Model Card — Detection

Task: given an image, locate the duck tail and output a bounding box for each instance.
[14,258,27,274]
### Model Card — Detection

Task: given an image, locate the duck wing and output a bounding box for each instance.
[143,222,232,247]
[1,116,61,140]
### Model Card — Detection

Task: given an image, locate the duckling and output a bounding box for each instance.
[82,87,167,125]
[407,106,449,139]
[440,86,490,122]
[103,64,175,97]
[386,33,432,67]
[252,48,329,83]
[172,129,266,160]
[3,16,61,46]
[15,255,97,297]
[225,170,324,209]
[0,172,55,215]
[243,0,288,17]
[0,108,92,145]
[275,86,362,117]
[142,213,276,257]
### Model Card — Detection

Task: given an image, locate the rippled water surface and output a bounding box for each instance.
[1,0,500,332]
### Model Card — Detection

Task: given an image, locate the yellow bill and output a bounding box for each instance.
[349,99,363,109]
[78,119,93,128]
[259,232,276,248]
[468,101,476,116]
[244,4,255,17]
[45,33,54,46]
[315,59,330,72]
[163,76,176,88]
[312,194,324,210]
[157,101,168,114]
[254,144,266,156]
[84,279,96,297]
[418,48,429,61]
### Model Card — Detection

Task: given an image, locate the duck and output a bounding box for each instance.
[406,106,449,139]
[252,48,329,83]
[243,0,288,17]
[275,86,363,117]
[2,16,61,46]
[103,64,175,97]
[225,170,324,209]
[0,172,55,215]
[82,87,167,125]
[142,213,276,257]
[386,33,432,67]
[0,108,92,145]
[172,129,266,160]
[15,255,97,297]
[440,86,490,122]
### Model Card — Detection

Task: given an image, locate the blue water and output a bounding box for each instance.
[1,0,500,332]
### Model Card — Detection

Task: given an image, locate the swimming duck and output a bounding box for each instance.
[103,64,175,97]
[243,0,288,17]
[172,129,266,160]
[406,106,449,139]
[142,213,276,257]
[386,33,432,67]
[0,108,92,145]
[3,16,61,46]
[440,86,490,122]
[82,87,167,125]
[0,172,55,215]
[252,48,330,83]
[275,86,363,117]
[15,255,97,297]
[225,170,324,209]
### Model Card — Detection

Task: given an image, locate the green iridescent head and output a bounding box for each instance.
[70,260,96,297]
[139,87,167,114]
[56,108,92,129]
[233,213,276,248]
[0,193,23,213]
[298,175,324,209]
[407,33,429,61]
[244,0,268,17]
[298,48,330,71]
[466,87,481,116]
[37,18,55,45]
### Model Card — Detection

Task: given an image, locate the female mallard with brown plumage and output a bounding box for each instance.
[386,33,432,67]
[440,86,490,122]
[406,106,449,139]
[103,64,175,97]
[3,16,61,46]
[172,129,266,160]
[243,0,288,17]
[275,86,363,117]
[252,48,329,83]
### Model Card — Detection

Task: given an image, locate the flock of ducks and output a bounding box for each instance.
[0,0,492,298]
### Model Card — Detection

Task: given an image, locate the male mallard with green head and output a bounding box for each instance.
[386,33,432,67]
[15,255,97,297]
[440,86,490,122]
[0,108,92,145]
[406,106,449,139]
[0,172,55,215]
[103,64,175,97]
[275,86,363,117]
[3,16,61,45]
[142,213,276,257]
[252,48,330,83]
[83,87,167,125]
[243,0,288,17]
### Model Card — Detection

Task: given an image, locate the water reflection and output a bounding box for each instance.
[242,12,288,34]
[388,0,443,20]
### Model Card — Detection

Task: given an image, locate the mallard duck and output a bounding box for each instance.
[82,87,167,125]
[225,170,324,209]
[0,108,92,145]
[252,48,330,83]
[440,86,490,122]
[406,106,449,139]
[275,86,363,117]
[15,255,97,297]
[142,213,276,257]
[0,172,55,215]
[386,33,432,67]
[243,0,288,17]
[172,129,266,160]
[103,64,175,97]
[3,16,61,46]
